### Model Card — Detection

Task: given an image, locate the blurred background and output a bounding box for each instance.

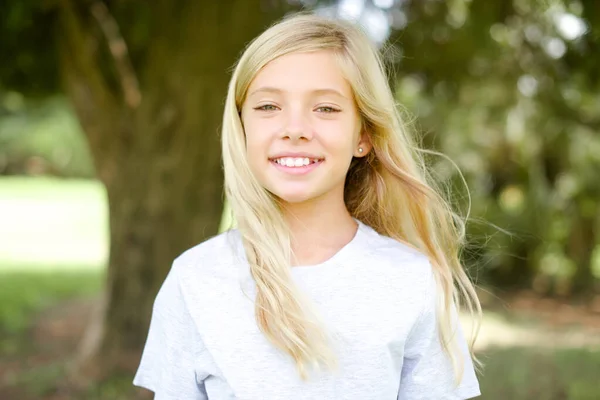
[0,0,599,399]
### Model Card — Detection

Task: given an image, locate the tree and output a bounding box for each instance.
[2,0,288,376]
[385,0,600,295]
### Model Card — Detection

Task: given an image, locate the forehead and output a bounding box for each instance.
[246,51,353,98]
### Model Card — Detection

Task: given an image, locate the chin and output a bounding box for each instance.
[273,191,315,204]
[266,184,320,204]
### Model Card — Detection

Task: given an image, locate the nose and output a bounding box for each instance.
[282,109,312,141]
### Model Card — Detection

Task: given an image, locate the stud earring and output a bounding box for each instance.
[358,147,363,153]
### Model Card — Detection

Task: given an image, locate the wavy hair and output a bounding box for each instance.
[221,12,481,381]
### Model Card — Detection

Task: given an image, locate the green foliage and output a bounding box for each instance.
[0,95,95,178]
[391,0,600,294]
[0,1,59,94]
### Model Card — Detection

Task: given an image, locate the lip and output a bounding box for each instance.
[269,152,324,160]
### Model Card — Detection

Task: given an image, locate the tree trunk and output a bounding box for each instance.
[567,207,597,295]
[56,0,286,377]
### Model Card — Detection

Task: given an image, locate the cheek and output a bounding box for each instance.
[244,136,262,166]
[317,120,359,153]
[243,117,278,145]
[243,121,272,168]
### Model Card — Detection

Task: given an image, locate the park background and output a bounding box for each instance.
[0,0,599,399]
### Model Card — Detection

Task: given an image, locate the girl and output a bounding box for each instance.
[134,12,482,400]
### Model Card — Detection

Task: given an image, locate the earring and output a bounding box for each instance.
[358,147,363,153]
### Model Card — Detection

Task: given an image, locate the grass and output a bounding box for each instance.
[0,176,107,357]
[1,176,599,399]
[0,268,103,356]
[7,362,145,400]
[479,347,600,399]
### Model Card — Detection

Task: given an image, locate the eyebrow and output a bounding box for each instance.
[248,86,348,99]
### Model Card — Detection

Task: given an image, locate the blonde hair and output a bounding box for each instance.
[221,12,481,381]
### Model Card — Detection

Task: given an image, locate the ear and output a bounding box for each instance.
[353,131,373,158]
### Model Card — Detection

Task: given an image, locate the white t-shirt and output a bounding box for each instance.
[133,220,481,399]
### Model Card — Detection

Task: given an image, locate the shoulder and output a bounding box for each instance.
[360,222,433,277]
[171,229,245,280]
[357,222,436,305]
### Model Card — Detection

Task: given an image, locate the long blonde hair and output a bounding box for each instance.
[221,12,481,381]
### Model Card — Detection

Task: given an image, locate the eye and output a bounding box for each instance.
[315,106,341,113]
[254,104,279,111]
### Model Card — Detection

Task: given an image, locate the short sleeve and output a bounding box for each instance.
[398,266,481,400]
[133,260,208,400]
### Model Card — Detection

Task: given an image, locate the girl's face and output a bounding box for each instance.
[241,50,370,205]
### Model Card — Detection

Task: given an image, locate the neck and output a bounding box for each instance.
[280,193,358,266]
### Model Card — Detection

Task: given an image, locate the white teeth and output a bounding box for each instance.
[275,157,318,167]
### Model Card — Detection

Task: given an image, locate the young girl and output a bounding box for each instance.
[134,12,482,400]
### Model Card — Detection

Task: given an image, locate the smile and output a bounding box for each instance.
[272,157,321,167]
[269,155,324,175]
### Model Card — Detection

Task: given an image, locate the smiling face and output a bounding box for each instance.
[240,51,371,206]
